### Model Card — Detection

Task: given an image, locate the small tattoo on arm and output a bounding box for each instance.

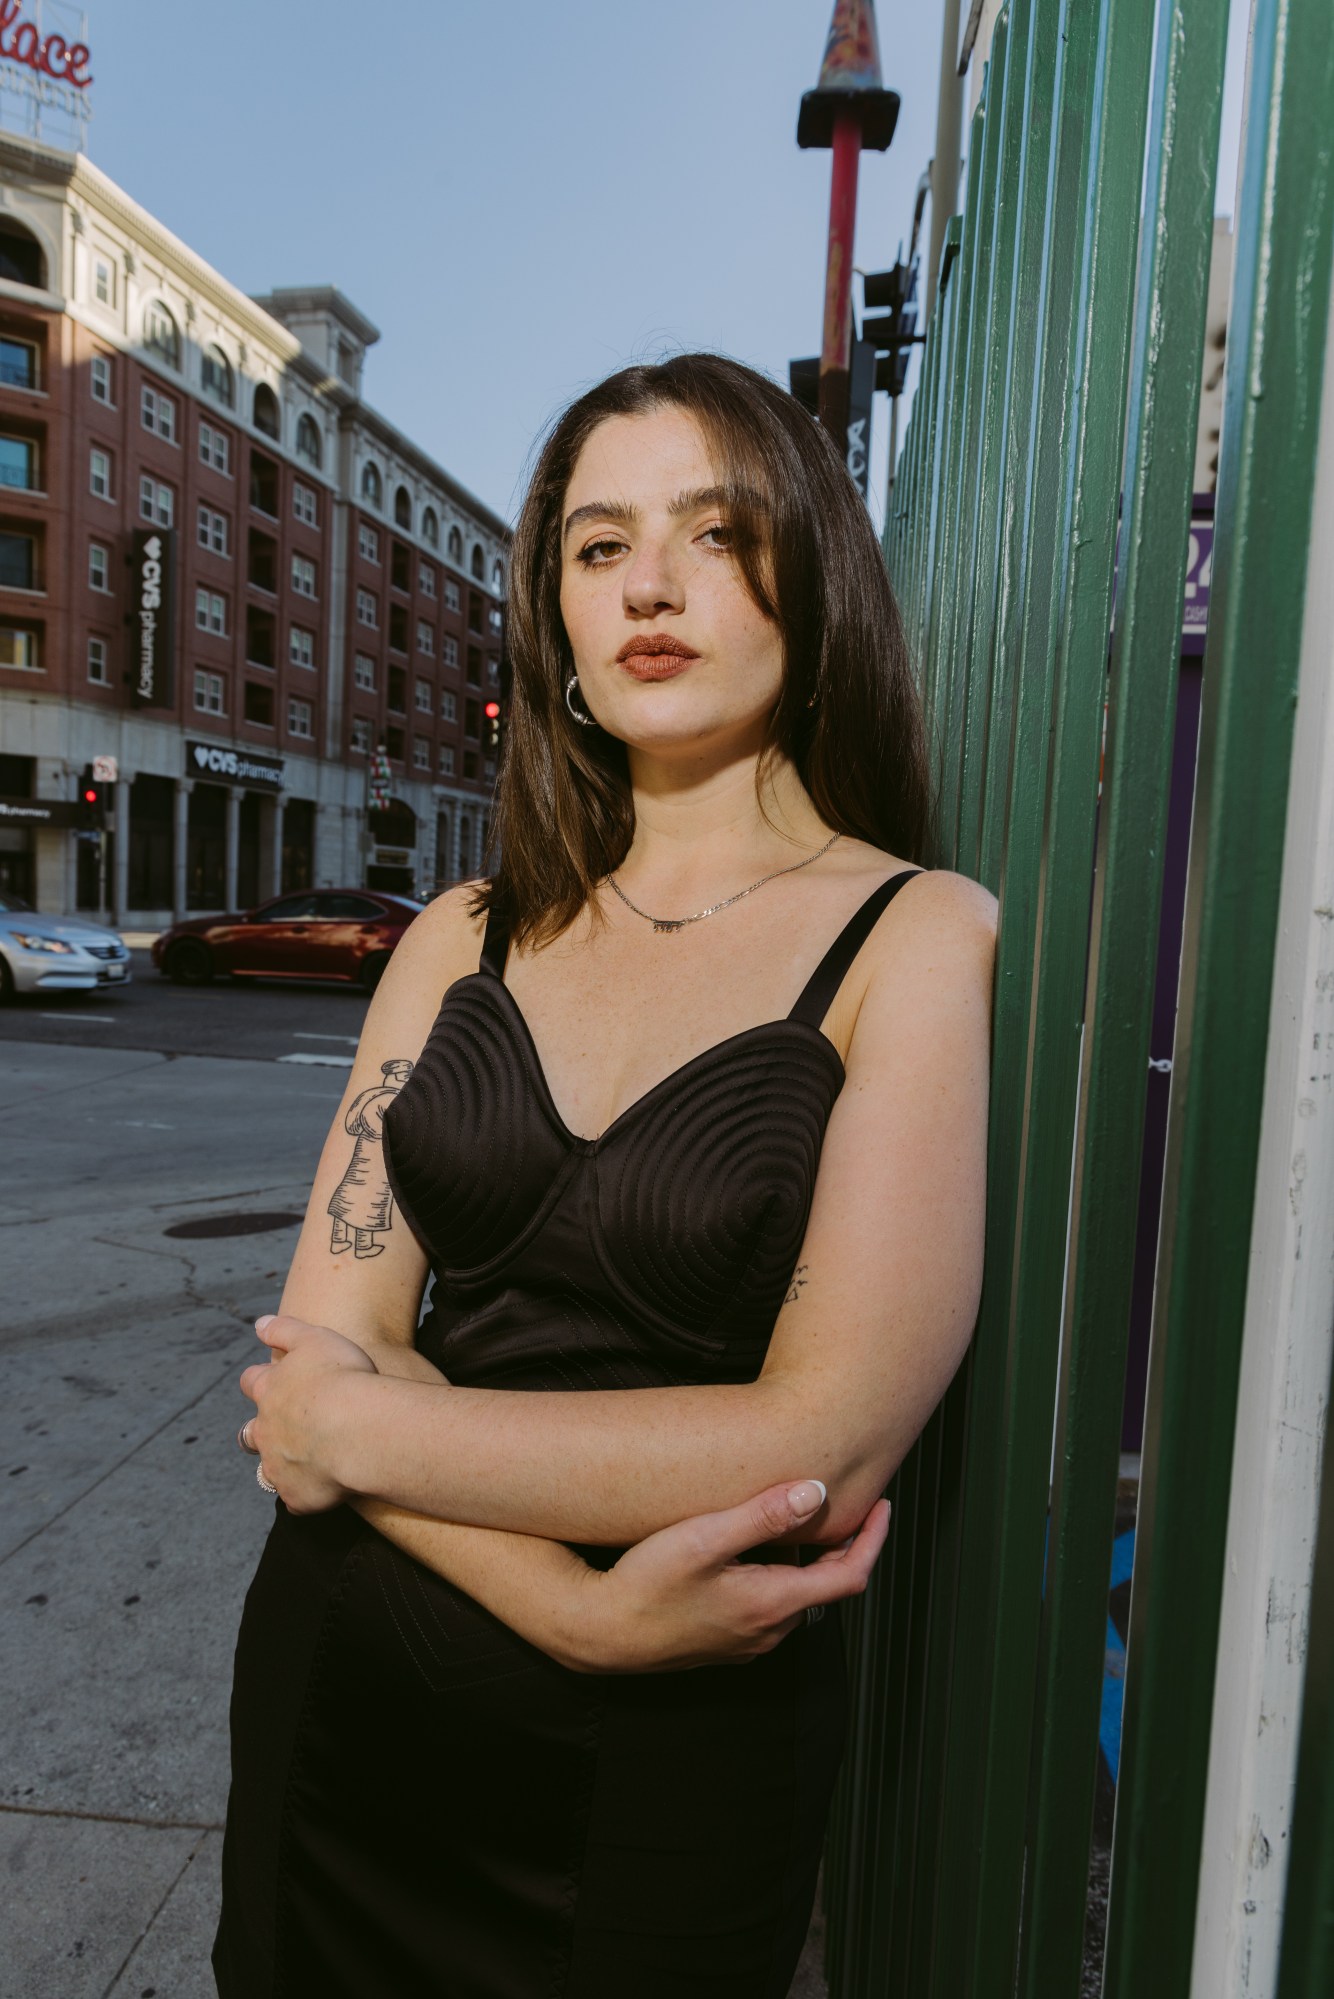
[784,1264,809,1305]
[328,1058,414,1259]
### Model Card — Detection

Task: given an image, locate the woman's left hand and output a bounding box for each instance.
[238,1313,376,1513]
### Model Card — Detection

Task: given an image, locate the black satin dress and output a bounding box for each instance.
[212,869,922,1999]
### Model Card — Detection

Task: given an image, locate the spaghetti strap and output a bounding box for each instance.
[479,899,511,978]
[787,868,925,1029]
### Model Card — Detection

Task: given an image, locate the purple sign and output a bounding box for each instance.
[1182,510,1213,655]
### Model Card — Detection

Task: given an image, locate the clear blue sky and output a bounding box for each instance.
[82,1,1247,532]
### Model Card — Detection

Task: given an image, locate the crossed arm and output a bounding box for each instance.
[241,874,994,1664]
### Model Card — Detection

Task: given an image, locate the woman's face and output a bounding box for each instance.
[557,405,784,761]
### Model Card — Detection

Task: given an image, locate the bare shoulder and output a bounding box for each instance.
[888,867,998,965]
[842,866,997,1069]
[356,880,490,1059]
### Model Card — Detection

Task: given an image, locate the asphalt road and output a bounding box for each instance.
[0,950,371,1065]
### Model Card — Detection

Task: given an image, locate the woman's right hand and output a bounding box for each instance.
[555,1481,892,1673]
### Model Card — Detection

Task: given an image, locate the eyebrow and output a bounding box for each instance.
[562,485,734,541]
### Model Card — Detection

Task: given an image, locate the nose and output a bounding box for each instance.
[621,532,686,619]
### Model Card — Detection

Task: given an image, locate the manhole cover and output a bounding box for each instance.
[164,1211,304,1240]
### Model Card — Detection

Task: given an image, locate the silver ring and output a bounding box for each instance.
[238,1421,258,1456]
[805,1604,825,1627]
[256,1463,278,1495]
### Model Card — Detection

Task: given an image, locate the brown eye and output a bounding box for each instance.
[576,538,625,567]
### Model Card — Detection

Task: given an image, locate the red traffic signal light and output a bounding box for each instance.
[484,701,500,719]
[83,786,98,804]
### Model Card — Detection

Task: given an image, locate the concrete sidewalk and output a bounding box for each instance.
[0,1043,827,1996]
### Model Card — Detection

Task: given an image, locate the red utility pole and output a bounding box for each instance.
[798,0,899,453]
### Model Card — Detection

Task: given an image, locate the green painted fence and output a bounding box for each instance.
[821,0,1334,1992]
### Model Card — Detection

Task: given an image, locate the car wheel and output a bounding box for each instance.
[166,939,214,986]
[0,954,13,1004]
[359,952,391,994]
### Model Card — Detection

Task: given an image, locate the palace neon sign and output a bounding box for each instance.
[0,3,91,88]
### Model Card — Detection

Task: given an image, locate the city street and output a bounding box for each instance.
[0,960,827,1997]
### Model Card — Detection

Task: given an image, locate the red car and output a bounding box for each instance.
[152,889,423,992]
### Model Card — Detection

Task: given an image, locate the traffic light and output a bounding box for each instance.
[77,766,106,833]
[484,700,501,754]
[862,259,919,397]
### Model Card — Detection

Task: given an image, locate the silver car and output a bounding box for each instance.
[0,890,132,998]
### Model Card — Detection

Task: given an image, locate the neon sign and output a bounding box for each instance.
[0,2,91,85]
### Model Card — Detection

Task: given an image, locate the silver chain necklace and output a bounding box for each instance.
[607,832,842,935]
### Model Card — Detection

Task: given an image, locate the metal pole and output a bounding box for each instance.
[819,106,863,448]
[926,0,965,320]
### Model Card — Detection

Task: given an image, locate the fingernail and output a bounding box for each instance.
[787,1479,828,1518]
[256,1315,275,1332]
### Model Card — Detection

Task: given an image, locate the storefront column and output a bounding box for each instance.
[224,785,243,912]
[173,778,192,922]
[270,793,285,896]
[113,780,130,925]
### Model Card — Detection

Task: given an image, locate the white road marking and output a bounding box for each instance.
[41,1013,117,1023]
[293,1032,360,1045]
[277,1052,355,1067]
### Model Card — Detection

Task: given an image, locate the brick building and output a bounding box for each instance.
[0,135,508,924]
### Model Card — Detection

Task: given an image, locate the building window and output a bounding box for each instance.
[288,696,314,739]
[291,553,317,598]
[359,522,380,563]
[390,540,410,592]
[447,524,463,563]
[466,647,481,687]
[385,725,405,761]
[441,690,456,722]
[389,604,408,653]
[471,543,485,580]
[197,504,229,555]
[351,717,372,754]
[416,619,434,656]
[0,529,36,589]
[463,749,478,780]
[442,634,458,668]
[394,484,412,529]
[141,384,177,442]
[464,698,480,738]
[90,353,113,405]
[253,382,280,439]
[420,562,436,598]
[199,420,231,474]
[488,656,500,682]
[139,475,174,527]
[353,653,376,692]
[387,664,406,712]
[468,592,483,634]
[444,579,461,613]
[415,678,432,713]
[249,450,279,516]
[293,481,317,527]
[88,541,109,591]
[93,256,114,306]
[202,345,234,408]
[0,336,36,390]
[489,606,504,633]
[295,413,321,468]
[89,446,112,499]
[356,588,378,628]
[361,461,382,508]
[0,435,36,489]
[88,634,109,684]
[422,506,439,548]
[492,560,504,593]
[413,737,430,771]
[193,667,225,714]
[0,624,38,668]
[144,300,181,368]
[244,680,275,726]
[439,743,455,775]
[289,625,315,669]
[195,588,227,635]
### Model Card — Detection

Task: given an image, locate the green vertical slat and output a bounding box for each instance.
[917,249,962,738]
[998,0,1225,1982]
[1102,0,1334,1984]
[1277,1329,1334,1996]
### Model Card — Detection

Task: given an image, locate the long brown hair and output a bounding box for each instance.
[476,353,931,944]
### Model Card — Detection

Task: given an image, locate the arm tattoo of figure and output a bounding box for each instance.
[784,1263,809,1305]
[328,1058,414,1259]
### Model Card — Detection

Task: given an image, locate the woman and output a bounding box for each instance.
[215,354,995,1998]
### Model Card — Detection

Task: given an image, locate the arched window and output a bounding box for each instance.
[253,382,280,439]
[491,559,504,594]
[361,461,383,508]
[296,413,322,468]
[394,484,412,529]
[201,344,234,408]
[447,524,463,563]
[144,300,181,369]
[0,219,45,290]
[470,542,485,581]
[422,506,439,548]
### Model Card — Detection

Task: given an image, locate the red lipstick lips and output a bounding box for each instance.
[615,633,699,681]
